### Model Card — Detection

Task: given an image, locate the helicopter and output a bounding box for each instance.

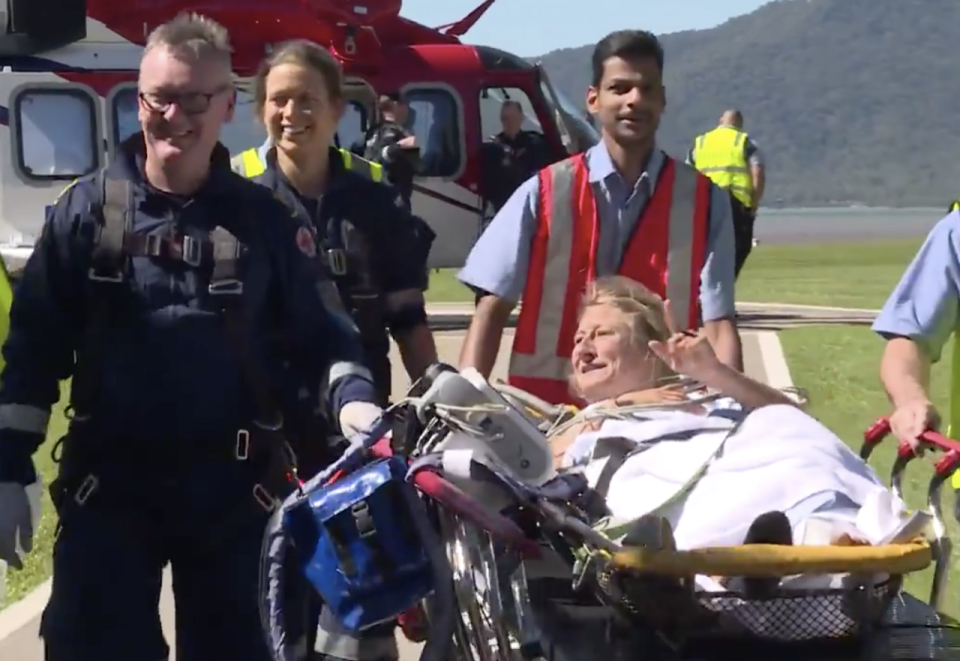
[0,0,598,270]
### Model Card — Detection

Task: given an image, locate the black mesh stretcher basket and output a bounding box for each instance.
[418,388,960,661]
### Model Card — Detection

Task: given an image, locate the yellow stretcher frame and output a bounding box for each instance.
[613,539,932,578]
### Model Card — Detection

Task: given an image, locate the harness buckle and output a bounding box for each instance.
[235,429,250,460]
[144,233,162,257]
[87,267,124,283]
[74,474,99,506]
[208,279,244,296]
[328,248,348,276]
[252,483,277,512]
[182,235,202,267]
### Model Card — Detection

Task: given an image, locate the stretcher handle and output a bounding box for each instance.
[369,439,540,557]
[861,416,960,478]
[861,415,956,611]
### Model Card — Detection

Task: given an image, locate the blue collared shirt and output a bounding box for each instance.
[458,142,736,321]
[872,211,960,362]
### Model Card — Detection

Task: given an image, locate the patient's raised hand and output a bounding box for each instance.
[648,300,723,383]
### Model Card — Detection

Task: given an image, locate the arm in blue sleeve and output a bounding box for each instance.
[0,182,89,483]
[266,199,379,415]
[457,175,539,303]
[699,185,737,321]
[872,214,960,362]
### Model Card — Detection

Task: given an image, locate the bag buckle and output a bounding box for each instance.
[351,500,376,539]
[328,248,348,276]
[182,235,202,267]
[74,474,99,506]
[235,429,250,460]
[208,279,244,296]
[252,483,277,512]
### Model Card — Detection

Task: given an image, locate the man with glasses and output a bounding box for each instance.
[0,12,383,661]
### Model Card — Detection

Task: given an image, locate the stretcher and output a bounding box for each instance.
[261,365,960,661]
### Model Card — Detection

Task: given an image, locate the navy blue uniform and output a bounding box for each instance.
[251,146,433,661]
[253,147,432,411]
[0,137,378,661]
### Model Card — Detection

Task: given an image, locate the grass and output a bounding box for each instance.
[781,326,959,616]
[736,238,924,309]
[2,383,69,606]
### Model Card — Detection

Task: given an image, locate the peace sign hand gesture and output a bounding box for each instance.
[647,299,723,383]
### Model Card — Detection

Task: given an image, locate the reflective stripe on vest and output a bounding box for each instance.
[694,126,753,207]
[229,148,383,182]
[508,154,710,405]
[229,149,267,178]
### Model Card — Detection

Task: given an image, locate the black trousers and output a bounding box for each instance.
[730,195,756,278]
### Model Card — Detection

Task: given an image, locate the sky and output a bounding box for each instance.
[401,0,773,57]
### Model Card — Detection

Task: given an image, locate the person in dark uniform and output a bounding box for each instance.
[481,100,555,213]
[473,101,556,306]
[0,14,383,661]
[356,93,419,211]
[234,39,438,661]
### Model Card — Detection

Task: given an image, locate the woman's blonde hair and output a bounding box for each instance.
[575,275,677,386]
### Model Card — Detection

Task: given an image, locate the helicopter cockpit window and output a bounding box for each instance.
[538,78,599,152]
[402,87,462,178]
[13,87,99,181]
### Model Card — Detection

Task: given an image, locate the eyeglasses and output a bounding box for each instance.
[139,85,232,115]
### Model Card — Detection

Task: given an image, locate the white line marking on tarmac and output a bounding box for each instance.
[0,578,50,640]
[756,331,795,389]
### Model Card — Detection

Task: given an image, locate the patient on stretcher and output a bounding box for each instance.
[549,276,913,591]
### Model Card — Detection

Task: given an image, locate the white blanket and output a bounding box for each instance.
[562,404,908,550]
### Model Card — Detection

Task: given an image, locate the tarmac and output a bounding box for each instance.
[0,302,869,660]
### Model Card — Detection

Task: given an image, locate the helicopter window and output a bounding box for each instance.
[478,87,543,138]
[401,87,462,178]
[336,101,368,152]
[13,87,99,181]
[109,85,140,147]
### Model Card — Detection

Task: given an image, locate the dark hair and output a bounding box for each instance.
[253,39,343,119]
[500,100,523,113]
[591,30,664,87]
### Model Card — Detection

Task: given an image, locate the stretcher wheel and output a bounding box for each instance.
[433,507,541,661]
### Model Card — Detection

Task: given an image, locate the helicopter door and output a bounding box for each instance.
[336,77,376,152]
[399,83,475,270]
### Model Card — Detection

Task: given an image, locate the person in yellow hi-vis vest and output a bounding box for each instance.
[687,109,765,278]
[873,211,960,520]
[0,255,12,375]
[230,137,383,181]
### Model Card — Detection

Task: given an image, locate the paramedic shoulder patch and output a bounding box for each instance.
[296,226,317,257]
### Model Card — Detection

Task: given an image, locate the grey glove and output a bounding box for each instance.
[0,482,34,570]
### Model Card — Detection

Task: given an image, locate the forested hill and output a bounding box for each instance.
[533,0,960,208]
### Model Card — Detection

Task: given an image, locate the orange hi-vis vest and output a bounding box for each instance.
[508,152,711,406]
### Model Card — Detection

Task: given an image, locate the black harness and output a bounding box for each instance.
[52,169,297,533]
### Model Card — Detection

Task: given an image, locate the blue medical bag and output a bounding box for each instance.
[285,455,433,631]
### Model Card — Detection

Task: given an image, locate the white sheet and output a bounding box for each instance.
[562,404,908,550]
